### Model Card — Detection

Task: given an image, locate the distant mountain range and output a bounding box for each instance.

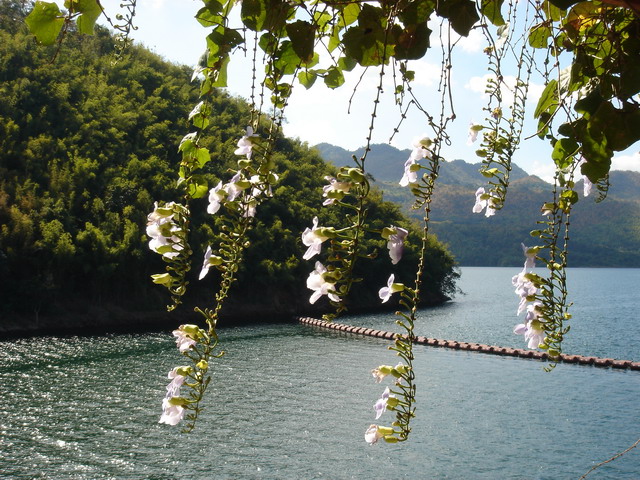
[314,143,640,267]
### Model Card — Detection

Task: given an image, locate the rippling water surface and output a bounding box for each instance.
[1,268,638,479]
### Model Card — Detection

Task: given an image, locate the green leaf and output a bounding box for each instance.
[71,0,103,35]
[590,102,640,152]
[480,0,505,26]
[195,148,211,168]
[25,1,64,45]
[528,22,551,48]
[297,70,317,89]
[286,20,315,63]
[393,22,431,60]
[541,0,563,21]
[188,175,209,199]
[551,138,578,169]
[196,1,224,27]
[534,79,558,119]
[338,2,360,28]
[324,66,345,89]
[337,56,357,72]
[241,0,265,31]
[437,0,480,37]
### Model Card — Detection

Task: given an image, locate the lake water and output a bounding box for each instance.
[1,267,638,479]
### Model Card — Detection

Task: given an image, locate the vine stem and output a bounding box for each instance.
[578,437,640,480]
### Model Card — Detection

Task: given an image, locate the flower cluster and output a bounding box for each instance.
[472,187,498,217]
[399,136,432,187]
[159,324,207,426]
[146,202,185,259]
[365,363,409,444]
[512,244,546,349]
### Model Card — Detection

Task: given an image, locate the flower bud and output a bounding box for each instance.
[383,435,399,443]
[377,426,395,436]
[196,360,209,370]
[151,273,173,286]
[168,396,189,406]
[347,168,365,183]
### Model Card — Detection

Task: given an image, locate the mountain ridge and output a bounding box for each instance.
[314,142,640,267]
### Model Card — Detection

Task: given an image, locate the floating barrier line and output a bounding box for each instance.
[296,316,640,371]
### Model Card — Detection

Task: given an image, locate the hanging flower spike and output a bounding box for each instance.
[322,176,351,206]
[378,274,405,303]
[306,261,340,304]
[364,425,396,445]
[467,123,483,145]
[146,202,184,259]
[301,216,335,260]
[159,366,193,426]
[207,181,226,215]
[234,126,258,159]
[371,365,394,383]
[199,245,223,280]
[472,187,497,217]
[514,302,546,349]
[400,136,432,187]
[382,226,409,265]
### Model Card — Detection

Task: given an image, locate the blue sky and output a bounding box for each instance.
[95,0,639,182]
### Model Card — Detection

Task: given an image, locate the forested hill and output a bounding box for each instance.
[0,17,457,334]
[315,143,640,267]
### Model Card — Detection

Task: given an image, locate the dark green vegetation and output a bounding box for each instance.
[0,12,457,333]
[316,143,640,267]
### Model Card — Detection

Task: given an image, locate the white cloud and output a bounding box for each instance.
[528,160,556,184]
[611,152,640,172]
[407,60,442,87]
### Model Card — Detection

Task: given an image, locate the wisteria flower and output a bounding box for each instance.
[374,387,395,419]
[146,202,183,259]
[322,176,351,206]
[378,274,405,303]
[521,243,537,270]
[409,136,432,161]
[385,226,408,265]
[199,245,223,280]
[306,261,340,304]
[159,397,185,425]
[301,217,333,260]
[399,157,419,187]
[224,172,249,202]
[364,425,394,445]
[577,157,592,197]
[472,187,497,217]
[234,126,258,159]
[467,123,482,145]
[514,317,546,349]
[371,365,394,383]
[172,325,198,352]
[207,181,226,214]
[166,367,186,397]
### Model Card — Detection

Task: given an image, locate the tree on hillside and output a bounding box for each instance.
[21,0,639,460]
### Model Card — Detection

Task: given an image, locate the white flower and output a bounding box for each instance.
[322,176,351,206]
[234,126,258,158]
[467,123,482,145]
[472,187,497,217]
[207,181,226,214]
[301,217,331,260]
[166,367,185,397]
[365,425,383,445]
[387,226,408,265]
[159,397,185,425]
[514,318,546,349]
[146,202,183,259]
[399,157,419,187]
[410,136,432,161]
[224,172,247,202]
[577,157,592,197]
[172,326,197,352]
[521,243,536,270]
[199,246,213,280]
[241,199,257,218]
[374,387,394,419]
[378,274,404,303]
[306,261,340,304]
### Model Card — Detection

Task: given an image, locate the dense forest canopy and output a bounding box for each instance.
[0,13,457,327]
